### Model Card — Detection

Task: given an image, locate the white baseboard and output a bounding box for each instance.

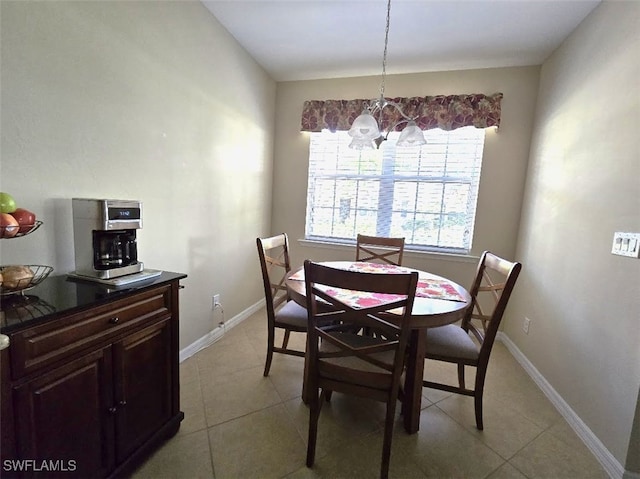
[179,299,264,362]
[498,332,627,479]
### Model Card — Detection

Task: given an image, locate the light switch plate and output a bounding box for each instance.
[611,232,640,258]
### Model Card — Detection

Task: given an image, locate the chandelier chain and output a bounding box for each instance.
[348,0,426,149]
[380,0,391,100]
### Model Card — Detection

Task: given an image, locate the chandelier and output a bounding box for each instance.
[348,0,427,150]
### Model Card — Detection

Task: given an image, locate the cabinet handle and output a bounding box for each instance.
[178,285,185,290]
[108,407,117,414]
[109,317,120,324]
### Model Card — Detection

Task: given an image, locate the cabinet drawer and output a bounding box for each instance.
[10,285,171,379]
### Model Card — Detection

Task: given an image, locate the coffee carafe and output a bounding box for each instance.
[93,229,138,270]
[72,199,145,279]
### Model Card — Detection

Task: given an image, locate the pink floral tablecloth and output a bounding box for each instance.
[289,262,466,309]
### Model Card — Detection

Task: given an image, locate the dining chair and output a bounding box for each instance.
[355,234,405,266]
[303,260,418,479]
[256,233,308,377]
[421,251,522,430]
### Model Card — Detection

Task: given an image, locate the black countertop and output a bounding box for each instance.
[0,271,187,334]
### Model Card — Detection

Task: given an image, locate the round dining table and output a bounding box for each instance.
[285,261,471,434]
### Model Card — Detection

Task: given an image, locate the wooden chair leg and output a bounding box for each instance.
[457,363,465,389]
[306,391,321,467]
[380,399,398,479]
[282,329,291,349]
[263,329,275,377]
[474,371,487,430]
[475,391,484,430]
[474,369,487,430]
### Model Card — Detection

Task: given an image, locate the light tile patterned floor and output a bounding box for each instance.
[132,309,608,479]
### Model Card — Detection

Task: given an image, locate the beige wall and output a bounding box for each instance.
[2,0,637,472]
[272,66,539,286]
[0,0,276,349]
[505,1,640,470]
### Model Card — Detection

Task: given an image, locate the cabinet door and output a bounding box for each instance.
[113,318,172,462]
[13,347,115,478]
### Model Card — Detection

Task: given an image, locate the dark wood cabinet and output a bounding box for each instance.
[13,347,114,478]
[113,319,172,463]
[0,273,185,478]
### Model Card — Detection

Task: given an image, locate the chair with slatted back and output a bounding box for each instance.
[356,234,405,266]
[422,251,522,430]
[304,260,418,479]
[256,233,308,377]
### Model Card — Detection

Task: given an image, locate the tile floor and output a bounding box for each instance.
[132,309,608,479]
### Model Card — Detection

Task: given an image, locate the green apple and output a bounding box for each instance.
[0,192,17,214]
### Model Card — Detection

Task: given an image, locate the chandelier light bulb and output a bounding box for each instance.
[348,137,375,150]
[396,121,427,147]
[348,110,382,141]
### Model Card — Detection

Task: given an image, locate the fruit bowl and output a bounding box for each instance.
[0,220,42,239]
[0,265,54,295]
[0,220,43,239]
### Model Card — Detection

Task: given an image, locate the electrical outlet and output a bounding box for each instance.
[212,294,221,310]
[523,317,531,334]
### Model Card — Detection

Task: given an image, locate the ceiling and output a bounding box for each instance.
[201,0,601,82]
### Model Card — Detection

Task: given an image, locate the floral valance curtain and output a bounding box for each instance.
[300,92,503,133]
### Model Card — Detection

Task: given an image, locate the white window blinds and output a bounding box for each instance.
[305,127,485,253]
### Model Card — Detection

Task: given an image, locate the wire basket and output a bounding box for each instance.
[0,294,56,324]
[0,265,54,295]
[0,220,43,239]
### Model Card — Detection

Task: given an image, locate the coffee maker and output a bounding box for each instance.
[72,198,145,280]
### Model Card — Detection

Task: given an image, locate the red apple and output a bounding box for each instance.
[0,213,19,238]
[10,208,36,234]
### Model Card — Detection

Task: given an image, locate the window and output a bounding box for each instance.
[305,127,486,253]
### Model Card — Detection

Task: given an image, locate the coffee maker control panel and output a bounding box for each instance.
[73,198,142,231]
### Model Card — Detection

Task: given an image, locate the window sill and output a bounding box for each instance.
[297,239,479,264]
